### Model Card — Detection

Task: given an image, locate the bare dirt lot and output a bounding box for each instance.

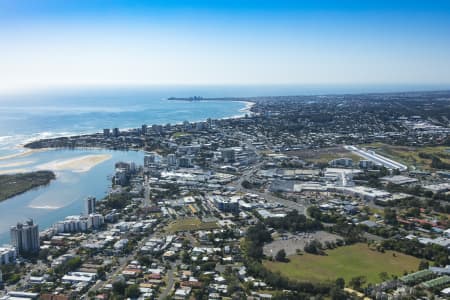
[283,146,361,163]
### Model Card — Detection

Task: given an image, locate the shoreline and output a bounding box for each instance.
[19,99,254,151]
[0,99,251,240]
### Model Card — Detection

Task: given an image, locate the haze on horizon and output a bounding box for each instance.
[1,0,450,92]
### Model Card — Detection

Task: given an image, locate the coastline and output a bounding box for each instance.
[0,99,250,243]
[0,149,144,245]
[20,99,254,151]
[0,99,251,175]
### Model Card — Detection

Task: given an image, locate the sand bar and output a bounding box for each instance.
[37,154,112,173]
[0,160,34,169]
[0,148,51,161]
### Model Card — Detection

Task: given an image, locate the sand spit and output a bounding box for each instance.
[0,148,51,161]
[0,160,34,169]
[37,154,112,173]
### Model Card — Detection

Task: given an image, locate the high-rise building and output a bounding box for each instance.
[167,154,177,166]
[85,196,96,215]
[10,219,40,255]
[141,124,147,135]
[221,148,236,163]
[112,127,120,137]
[178,156,193,168]
[88,213,104,229]
[0,246,16,265]
[144,153,155,167]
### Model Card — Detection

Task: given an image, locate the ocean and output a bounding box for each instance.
[0,87,251,244]
[0,84,447,244]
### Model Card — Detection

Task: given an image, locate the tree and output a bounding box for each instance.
[349,276,366,291]
[241,180,252,189]
[330,287,347,300]
[181,250,190,264]
[335,277,345,289]
[384,208,397,225]
[379,271,389,282]
[304,240,323,255]
[97,266,106,280]
[112,280,126,295]
[419,260,429,270]
[275,249,287,262]
[125,284,141,298]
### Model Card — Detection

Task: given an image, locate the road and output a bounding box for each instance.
[158,263,175,300]
[228,157,309,215]
[83,234,149,298]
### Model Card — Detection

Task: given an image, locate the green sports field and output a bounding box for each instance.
[263,243,421,285]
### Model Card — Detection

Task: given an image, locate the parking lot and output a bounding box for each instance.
[263,230,342,257]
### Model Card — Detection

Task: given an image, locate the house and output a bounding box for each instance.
[174,286,192,299]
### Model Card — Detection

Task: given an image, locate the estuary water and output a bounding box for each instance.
[0,84,443,243]
[0,87,248,244]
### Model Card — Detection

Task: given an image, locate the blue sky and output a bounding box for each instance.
[1,0,450,91]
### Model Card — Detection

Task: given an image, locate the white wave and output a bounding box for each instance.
[0,105,146,115]
[0,135,13,142]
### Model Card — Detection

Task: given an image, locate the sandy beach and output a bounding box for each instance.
[37,154,112,173]
[0,148,51,161]
[239,101,256,114]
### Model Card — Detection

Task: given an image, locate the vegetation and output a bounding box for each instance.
[308,206,344,224]
[241,179,262,189]
[104,192,132,209]
[0,264,23,284]
[329,223,364,244]
[264,243,421,285]
[0,170,55,201]
[304,240,325,255]
[165,217,218,233]
[242,223,334,298]
[383,207,398,225]
[381,239,448,266]
[284,146,361,164]
[54,256,83,275]
[275,249,287,262]
[125,284,141,298]
[265,210,322,232]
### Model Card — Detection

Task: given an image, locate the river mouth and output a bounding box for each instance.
[0,89,249,244]
[0,148,144,244]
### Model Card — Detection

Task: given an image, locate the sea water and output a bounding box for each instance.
[0,84,443,243]
[0,87,249,243]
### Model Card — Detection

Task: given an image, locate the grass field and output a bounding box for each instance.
[172,132,191,138]
[263,243,421,285]
[165,217,219,233]
[362,143,450,170]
